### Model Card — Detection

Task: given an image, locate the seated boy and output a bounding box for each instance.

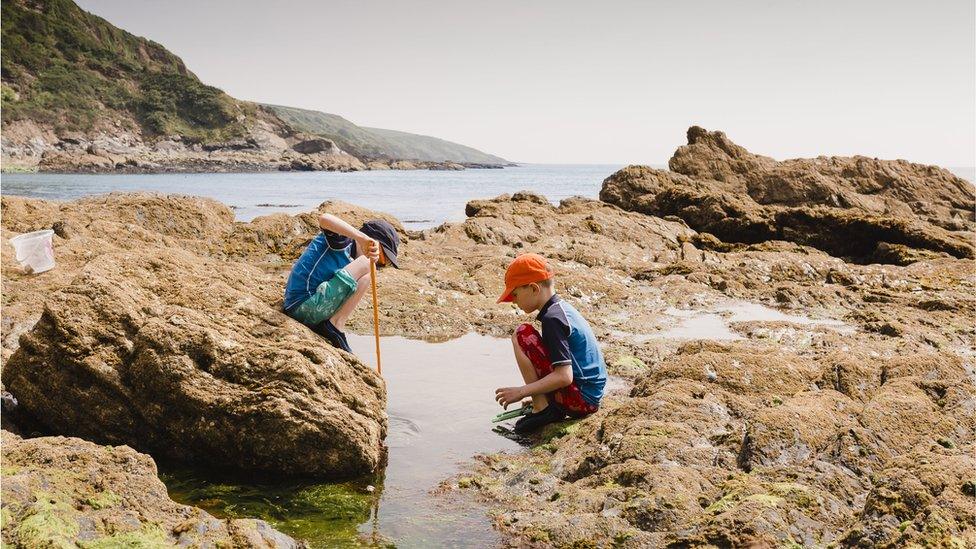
[494,253,607,433]
[283,213,399,352]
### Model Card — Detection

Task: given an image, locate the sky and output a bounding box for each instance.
[76,0,975,166]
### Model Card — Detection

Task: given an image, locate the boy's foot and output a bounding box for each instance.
[312,320,352,353]
[513,403,566,434]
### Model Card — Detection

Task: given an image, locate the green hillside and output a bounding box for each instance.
[1,0,251,141]
[1,0,509,165]
[266,104,395,159]
[365,126,508,165]
[267,104,508,164]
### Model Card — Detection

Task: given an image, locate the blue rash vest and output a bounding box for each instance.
[537,294,608,406]
[283,231,354,313]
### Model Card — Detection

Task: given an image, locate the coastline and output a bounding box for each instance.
[2,127,973,547]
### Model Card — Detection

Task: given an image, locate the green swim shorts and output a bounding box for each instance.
[290,269,358,325]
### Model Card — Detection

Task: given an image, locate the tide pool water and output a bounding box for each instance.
[1,164,625,229]
[163,333,529,548]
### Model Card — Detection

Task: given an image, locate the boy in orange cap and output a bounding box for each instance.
[495,253,607,433]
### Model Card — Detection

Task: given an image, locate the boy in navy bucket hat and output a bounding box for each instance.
[283,213,399,352]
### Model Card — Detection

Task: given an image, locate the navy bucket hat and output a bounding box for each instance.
[359,219,400,268]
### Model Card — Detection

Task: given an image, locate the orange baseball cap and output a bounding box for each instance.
[497,253,552,303]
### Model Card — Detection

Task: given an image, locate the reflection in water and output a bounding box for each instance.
[163,333,526,548]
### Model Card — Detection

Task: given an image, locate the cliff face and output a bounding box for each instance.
[0,0,508,171]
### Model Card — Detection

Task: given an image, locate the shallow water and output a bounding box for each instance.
[2,164,624,229]
[163,333,531,548]
[612,300,852,342]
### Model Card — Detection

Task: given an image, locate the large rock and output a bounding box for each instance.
[840,446,975,547]
[670,126,974,229]
[291,137,343,155]
[4,246,387,478]
[600,127,975,264]
[1,431,300,548]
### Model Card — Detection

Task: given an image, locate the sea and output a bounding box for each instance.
[3,164,972,230]
[1,164,626,230]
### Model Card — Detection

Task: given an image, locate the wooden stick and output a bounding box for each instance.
[370,258,381,375]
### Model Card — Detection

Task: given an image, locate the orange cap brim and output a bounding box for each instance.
[497,286,516,303]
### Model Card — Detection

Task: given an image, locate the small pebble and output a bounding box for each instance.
[365,485,375,493]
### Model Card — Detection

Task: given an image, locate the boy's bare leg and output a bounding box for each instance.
[511,332,549,413]
[329,257,372,330]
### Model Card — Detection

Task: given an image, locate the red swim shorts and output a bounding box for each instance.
[515,323,598,417]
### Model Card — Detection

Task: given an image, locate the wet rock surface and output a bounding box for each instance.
[1,431,301,548]
[1,126,974,547]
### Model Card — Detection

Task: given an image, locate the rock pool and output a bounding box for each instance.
[162,333,528,548]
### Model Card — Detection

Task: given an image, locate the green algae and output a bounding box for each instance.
[1,464,23,477]
[537,419,584,444]
[85,491,122,510]
[16,492,80,549]
[161,467,382,548]
[742,494,784,506]
[769,482,816,509]
[79,525,169,549]
[610,356,648,376]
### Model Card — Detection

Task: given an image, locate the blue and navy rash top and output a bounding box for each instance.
[537,294,608,406]
[283,231,354,312]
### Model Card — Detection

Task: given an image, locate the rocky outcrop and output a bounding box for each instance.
[670,126,974,229]
[2,183,974,547]
[5,246,386,477]
[291,137,343,155]
[1,431,300,548]
[2,194,387,478]
[466,344,974,548]
[600,127,975,264]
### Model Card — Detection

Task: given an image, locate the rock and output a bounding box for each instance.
[4,246,387,477]
[202,138,256,151]
[292,138,342,155]
[289,158,316,171]
[39,150,115,172]
[1,431,301,548]
[599,128,975,264]
[741,390,860,470]
[670,126,974,229]
[57,130,86,143]
[637,346,822,397]
[249,120,290,152]
[428,161,465,171]
[870,241,948,265]
[389,160,419,170]
[840,446,975,547]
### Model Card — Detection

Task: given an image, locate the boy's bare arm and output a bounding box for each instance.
[496,365,573,407]
[318,214,379,261]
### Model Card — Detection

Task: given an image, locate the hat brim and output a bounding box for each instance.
[497,287,515,303]
[380,244,399,269]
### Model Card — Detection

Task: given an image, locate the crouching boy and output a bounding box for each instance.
[283,213,399,352]
[494,253,607,433]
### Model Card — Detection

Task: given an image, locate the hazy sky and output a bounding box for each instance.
[76,0,974,166]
